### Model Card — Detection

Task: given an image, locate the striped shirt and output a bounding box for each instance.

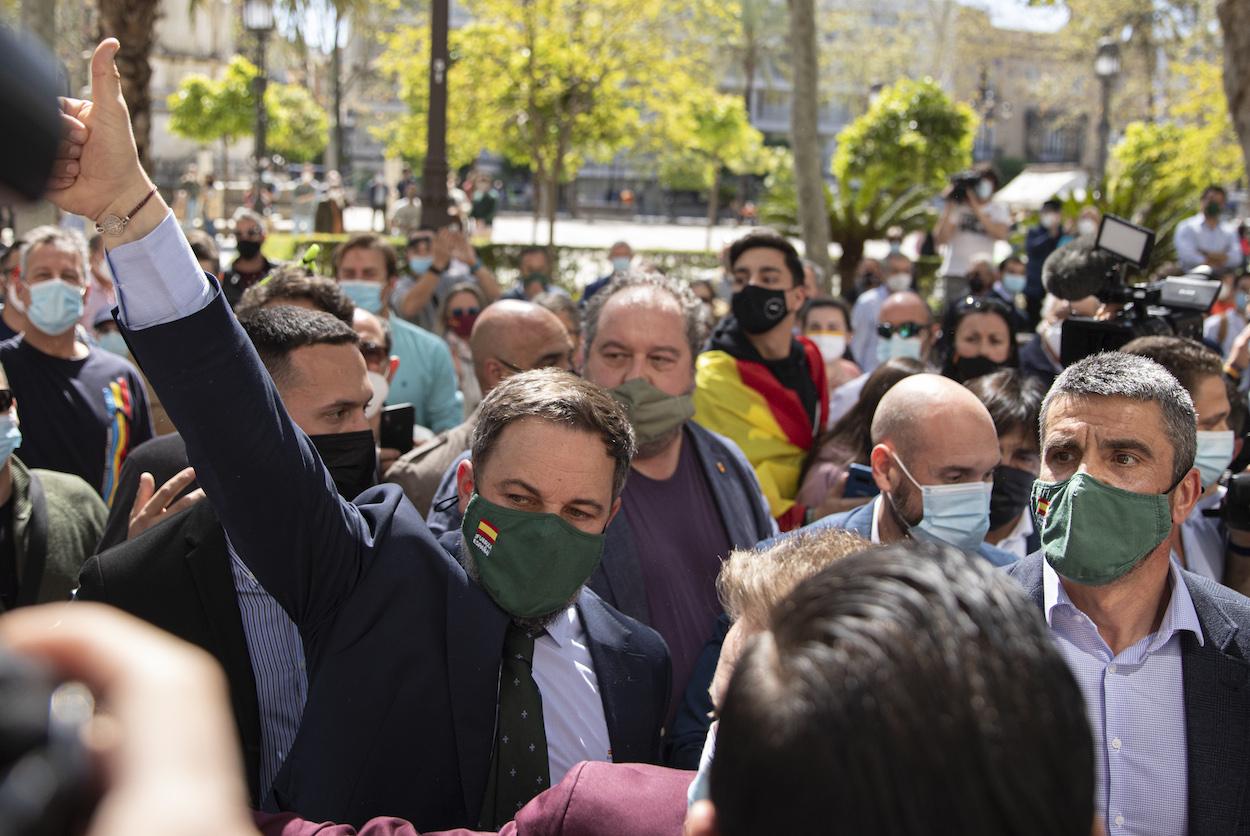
[1045,560,1202,836]
[229,547,307,801]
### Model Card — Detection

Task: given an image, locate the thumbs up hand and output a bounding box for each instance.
[48,39,164,240]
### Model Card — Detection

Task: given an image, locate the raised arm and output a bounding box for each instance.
[50,40,371,629]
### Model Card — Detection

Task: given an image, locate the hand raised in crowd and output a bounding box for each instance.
[0,604,258,836]
[448,230,478,267]
[128,467,205,541]
[48,39,166,246]
[431,228,455,271]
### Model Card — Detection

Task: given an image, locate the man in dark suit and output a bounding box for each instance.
[1008,350,1250,836]
[803,373,1016,566]
[78,307,384,805]
[52,46,668,829]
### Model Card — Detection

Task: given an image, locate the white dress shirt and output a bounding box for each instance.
[532,604,611,784]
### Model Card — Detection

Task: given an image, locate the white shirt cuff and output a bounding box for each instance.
[105,211,215,329]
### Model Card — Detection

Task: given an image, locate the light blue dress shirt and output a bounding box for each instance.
[1044,559,1203,836]
[385,316,463,433]
[1174,213,1243,271]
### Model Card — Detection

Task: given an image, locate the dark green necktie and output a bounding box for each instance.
[479,625,550,830]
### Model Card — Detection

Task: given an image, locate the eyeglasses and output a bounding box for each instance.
[0,390,14,412]
[877,321,926,339]
[358,340,388,365]
[450,307,480,319]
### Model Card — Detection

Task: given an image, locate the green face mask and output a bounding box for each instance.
[523,273,550,291]
[461,492,606,618]
[1031,472,1175,586]
[609,378,694,448]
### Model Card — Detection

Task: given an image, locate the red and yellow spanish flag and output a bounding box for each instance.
[477,519,498,545]
[693,340,826,531]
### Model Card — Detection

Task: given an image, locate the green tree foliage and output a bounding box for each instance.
[167,57,330,170]
[655,93,765,237]
[832,77,977,194]
[376,0,721,244]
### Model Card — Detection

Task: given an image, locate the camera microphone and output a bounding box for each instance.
[1041,236,1121,301]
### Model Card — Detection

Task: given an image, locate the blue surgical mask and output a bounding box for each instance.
[408,256,433,276]
[976,180,993,200]
[26,279,84,336]
[612,256,631,274]
[1236,291,1249,312]
[95,330,130,358]
[339,280,384,314]
[1195,430,1235,489]
[0,414,22,469]
[1002,273,1027,295]
[876,334,924,364]
[687,720,717,807]
[890,450,992,552]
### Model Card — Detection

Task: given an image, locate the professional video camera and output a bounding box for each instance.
[1041,214,1221,366]
[946,169,983,204]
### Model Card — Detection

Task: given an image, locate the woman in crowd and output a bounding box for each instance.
[799,297,861,393]
[939,295,1019,384]
[438,283,485,415]
[795,357,926,518]
[964,369,1046,559]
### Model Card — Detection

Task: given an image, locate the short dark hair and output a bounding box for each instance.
[798,296,852,332]
[333,233,399,278]
[710,542,1094,836]
[964,369,1045,446]
[186,229,219,266]
[519,246,549,265]
[1121,335,1223,395]
[1202,185,1228,201]
[471,367,636,499]
[235,266,356,324]
[239,306,359,389]
[728,230,804,288]
[582,271,709,360]
[998,254,1024,272]
[1041,198,1062,211]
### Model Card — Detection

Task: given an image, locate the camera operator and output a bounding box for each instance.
[933,165,1010,304]
[1121,337,1238,584]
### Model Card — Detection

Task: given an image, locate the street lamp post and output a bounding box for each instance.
[420,0,451,230]
[244,0,275,206]
[1094,37,1121,184]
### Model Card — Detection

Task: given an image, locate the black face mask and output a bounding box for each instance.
[310,430,378,501]
[732,284,790,335]
[947,354,1002,384]
[989,464,1036,530]
[236,239,263,260]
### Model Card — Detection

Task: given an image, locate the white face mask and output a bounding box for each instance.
[1041,212,1060,230]
[1077,219,1098,237]
[1044,322,1063,360]
[885,273,912,293]
[976,180,994,200]
[807,331,847,365]
[876,334,924,364]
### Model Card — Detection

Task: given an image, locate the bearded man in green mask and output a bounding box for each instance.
[1007,350,1250,836]
[580,272,778,743]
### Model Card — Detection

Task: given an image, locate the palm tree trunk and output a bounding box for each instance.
[97,0,161,170]
[706,166,720,252]
[1220,0,1250,183]
[788,0,832,279]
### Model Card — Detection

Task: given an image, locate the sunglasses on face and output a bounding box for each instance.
[450,307,480,319]
[877,322,926,339]
[359,341,388,365]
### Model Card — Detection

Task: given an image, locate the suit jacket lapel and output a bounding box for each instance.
[593,516,648,623]
[579,589,655,764]
[181,503,264,803]
[443,533,509,825]
[687,425,755,549]
[1182,576,1250,836]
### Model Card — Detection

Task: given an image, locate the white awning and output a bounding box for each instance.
[994,168,1089,211]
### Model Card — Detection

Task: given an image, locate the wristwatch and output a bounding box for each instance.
[95,187,159,236]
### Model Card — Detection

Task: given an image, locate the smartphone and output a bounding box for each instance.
[844,462,880,499]
[380,403,416,454]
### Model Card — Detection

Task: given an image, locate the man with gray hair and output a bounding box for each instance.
[0,225,152,500]
[1007,351,1250,836]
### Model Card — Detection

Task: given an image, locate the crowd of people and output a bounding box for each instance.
[6,38,1250,836]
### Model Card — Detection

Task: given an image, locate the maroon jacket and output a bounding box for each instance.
[255,762,694,836]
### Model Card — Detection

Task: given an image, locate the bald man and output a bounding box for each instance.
[827,291,937,426]
[385,300,575,514]
[805,373,1016,565]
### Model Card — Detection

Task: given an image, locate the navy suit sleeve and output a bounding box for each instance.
[119,291,373,632]
[665,614,727,769]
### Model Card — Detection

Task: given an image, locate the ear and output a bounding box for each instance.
[455,458,476,514]
[1170,467,1203,526]
[869,443,895,494]
[683,800,721,836]
[605,496,622,529]
[386,356,400,384]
